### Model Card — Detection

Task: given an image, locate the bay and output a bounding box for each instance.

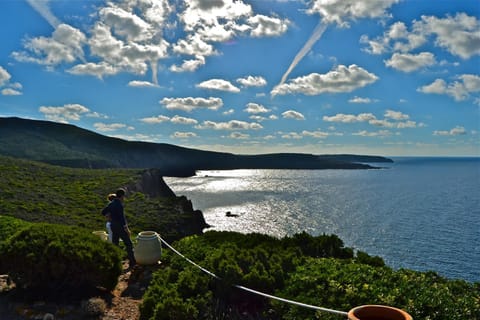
[165,157,480,283]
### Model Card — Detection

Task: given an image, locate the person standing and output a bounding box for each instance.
[102,188,136,269]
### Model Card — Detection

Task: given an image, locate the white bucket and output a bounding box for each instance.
[92,230,108,241]
[134,231,162,265]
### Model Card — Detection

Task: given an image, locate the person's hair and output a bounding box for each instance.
[107,193,116,201]
[115,188,126,198]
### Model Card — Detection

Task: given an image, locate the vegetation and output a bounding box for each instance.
[0,155,203,240]
[140,231,480,320]
[0,220,123,294]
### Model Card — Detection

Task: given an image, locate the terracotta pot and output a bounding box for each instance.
[134,231,162,265]
[92,230,108,241]
[348,305,412,320]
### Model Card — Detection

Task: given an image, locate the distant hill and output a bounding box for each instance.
[0,117,392,175]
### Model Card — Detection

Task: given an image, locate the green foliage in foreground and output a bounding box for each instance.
[0,221,123,293]
[141,231,480,320]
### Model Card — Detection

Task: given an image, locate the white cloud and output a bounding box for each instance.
[1,88,22,96]
[229,132,250,139]
[244,103,270,114]
[170,115,198,125]
[39,103,90,123]
[223,109,235,115]
[272,64,378,96]
[170,57,206,73]
[248,14,290,37]
[13,24,86,67]
[282,110,305,120]
[307,0,399,27]
[160,97,223,112]
[348,96,376,104]
[385,110,409,120]
[302,130,329,138]
[172,131,197,138]
[94,122,128,132]
[418,74,480,101]
[67,62,121,79]
[128,80,159,88]
[0,66,12,86]
[196,79,240,93]
[384,52,436,72]
[353,130,392,137]
[281,132,303,139]
[195,120,263,130]
[140,115,170,124]
[433,126,467,136]
[236,75,267,87]
[323,113,376,123]
[362,13,480,59]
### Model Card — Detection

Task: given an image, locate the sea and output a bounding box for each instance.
[164,157,480,283]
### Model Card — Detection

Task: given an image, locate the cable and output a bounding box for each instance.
[159,237,348,317]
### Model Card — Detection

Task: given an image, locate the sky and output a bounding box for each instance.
[0,0,479,157]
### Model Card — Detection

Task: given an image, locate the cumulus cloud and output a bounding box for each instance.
[302,130,329,138]
[248,14,290,37]
[195,120,263,130]
[94,122,129,132]
[244,103,270,114]
[362,13,480,60]
[307,0,399,27]
[324,111,419,129]
[1,89,22,96]
[282,110,305,120]
[140,115,170,124]
[418,74,480,101]
[128,80,159,88]
[172,131,197,138]
[196,79,240,93]
[160,97,223,112]
[170,115,198,125]
[353,130,392,137]
[272,64,378,96]
[236,75,267,87]
[229,132,250,139]
[281,132,303,139]
[384,52,436,72]
[348,96,377,104]
[13,24,87,67]
[323,113,376,123]
[433,126,467,136]
[39,103,91,123]
[0,66,12,87]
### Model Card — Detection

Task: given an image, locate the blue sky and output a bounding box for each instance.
[0,0,479,156]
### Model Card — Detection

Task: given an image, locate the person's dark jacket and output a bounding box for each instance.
[102,198,127,227]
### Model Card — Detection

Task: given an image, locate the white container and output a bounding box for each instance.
[92,230,108,241]
[134,231,162,265]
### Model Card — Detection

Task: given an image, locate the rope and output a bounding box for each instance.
[159,237,348,317]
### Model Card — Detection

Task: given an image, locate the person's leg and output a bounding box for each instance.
[119,229,136,267]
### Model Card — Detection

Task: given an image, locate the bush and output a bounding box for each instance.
[140,231,480,320]
[0,223,123,293]
[0,215,31,242]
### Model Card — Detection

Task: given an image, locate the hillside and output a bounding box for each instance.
[0,155,207,241]
[0,117,392,174]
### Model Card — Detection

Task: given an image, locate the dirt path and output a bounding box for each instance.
[0,261,159,320]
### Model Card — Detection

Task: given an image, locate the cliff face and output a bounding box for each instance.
[129,169,176,198]
[126,169,209,240]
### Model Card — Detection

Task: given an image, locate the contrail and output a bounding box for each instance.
[26,0,60,28]
[278,21,328,86]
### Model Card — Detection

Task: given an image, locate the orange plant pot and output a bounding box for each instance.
[348,305,413,320]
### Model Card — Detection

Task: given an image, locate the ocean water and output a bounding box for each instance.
[164,157,480,283]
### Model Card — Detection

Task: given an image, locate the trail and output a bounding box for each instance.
[278,21,327,87]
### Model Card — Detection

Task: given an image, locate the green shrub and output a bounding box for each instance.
[0,215,31,242]
[0,223,123,293]
[140,231,480,320]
